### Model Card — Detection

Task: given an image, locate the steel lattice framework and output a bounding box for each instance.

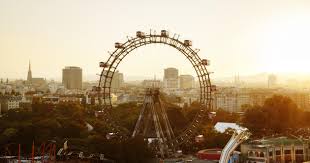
[97,30,214,146]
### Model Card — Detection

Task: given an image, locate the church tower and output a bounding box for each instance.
[27,60,32,83]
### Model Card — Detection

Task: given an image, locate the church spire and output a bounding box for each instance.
[28,60,31,71]
[27,60,32,83]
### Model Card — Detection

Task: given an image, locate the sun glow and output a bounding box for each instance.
[260,13,310,73]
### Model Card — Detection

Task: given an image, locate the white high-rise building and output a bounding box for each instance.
[111,71,124,90]
[213,88,251,112]
[163,68,179,89]
[179,75,194,89]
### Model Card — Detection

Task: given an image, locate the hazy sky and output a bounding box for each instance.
[1,0,310,81]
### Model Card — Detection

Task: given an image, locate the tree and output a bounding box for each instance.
[262,95,299,131]
[243,95,301,135]
[166,107,189,134]
[121,136,155,163]
[212,109,240,124]
[2,128,18,138]
[242,105,268,134]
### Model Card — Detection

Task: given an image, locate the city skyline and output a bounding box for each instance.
[1,1,310,162]
[1,0,310,80]
[2,61,310,86]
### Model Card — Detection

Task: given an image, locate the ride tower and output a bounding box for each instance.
[132,88,175,157]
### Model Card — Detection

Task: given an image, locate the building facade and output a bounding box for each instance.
[212,87,310,112]
[163,67,179,89]
[0,95,22,113]
[179,75,194,89]
[62,66,82,90]
[142,80,162,88]
[241,137,309,163]
[111,71,124,90]
[213,88,252,112]
[31,78,46,86]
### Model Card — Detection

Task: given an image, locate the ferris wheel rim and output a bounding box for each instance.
[97,30,213,146]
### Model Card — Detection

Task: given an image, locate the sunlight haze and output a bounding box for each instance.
[0,0,310,81]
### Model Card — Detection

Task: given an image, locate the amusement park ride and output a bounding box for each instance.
[132,87,175,157]
[0,30,250,162]
[93,29,251,160]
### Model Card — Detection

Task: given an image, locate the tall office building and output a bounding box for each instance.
[111,70,124,89]
[164,68,178,79]
[62,66,82,90]
[163,68,179,89]
[179,75,194,89]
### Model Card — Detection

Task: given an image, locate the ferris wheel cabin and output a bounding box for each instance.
[99,62,109,68]
[201,59,210,66]
[161,30,169,37]
[115,42,124,49]
[184,40,192,46]
[136,31,145,38]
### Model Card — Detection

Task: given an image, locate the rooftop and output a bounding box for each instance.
[248,136,305,146]
[214,122,246,133]
[64,66,82,69]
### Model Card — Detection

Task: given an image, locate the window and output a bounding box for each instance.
[249,151,254,157]
[284,150,291,155]
[295,150,303,155]
[255,151,259,157]
[276,150,281,155]
[269,151,273,157]
[260,152,265,157]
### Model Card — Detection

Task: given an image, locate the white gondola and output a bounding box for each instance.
[136,31,145,38]
[115,42,124,49]
[184,40,192,46]
[201,59,210,66]
[161,30,169,37]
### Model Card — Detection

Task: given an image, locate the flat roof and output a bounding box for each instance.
[248,137,305,146]
[64,66,82,69]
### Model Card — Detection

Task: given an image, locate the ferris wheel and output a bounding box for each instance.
[95,29,216,148]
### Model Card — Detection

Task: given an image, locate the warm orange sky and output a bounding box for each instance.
[0,0,310,80]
